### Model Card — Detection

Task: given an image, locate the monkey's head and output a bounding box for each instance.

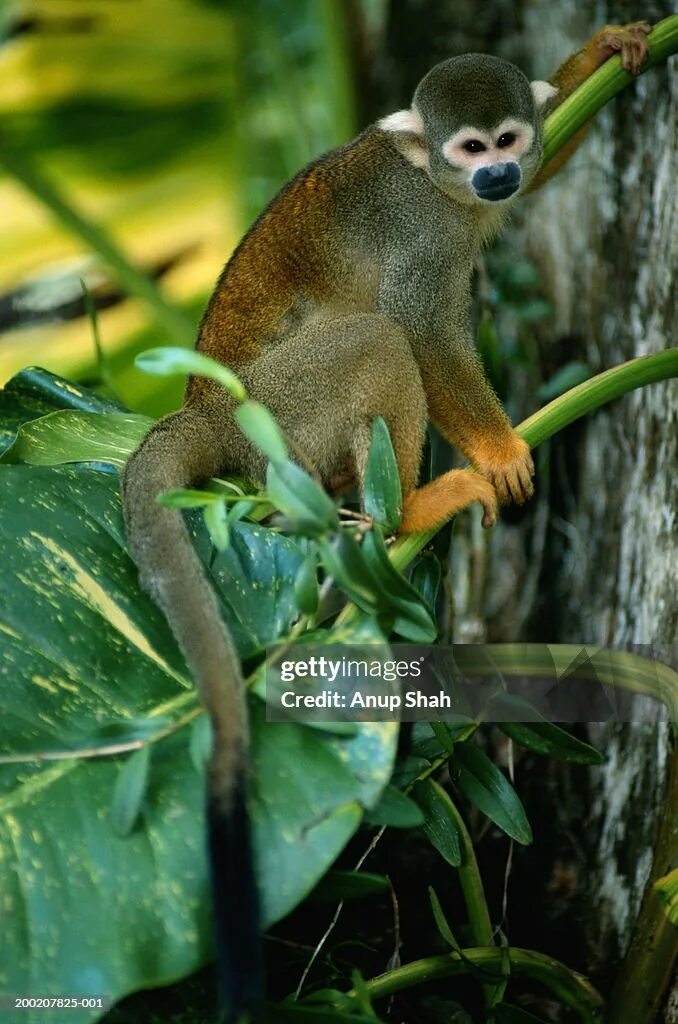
[380,54,556,205]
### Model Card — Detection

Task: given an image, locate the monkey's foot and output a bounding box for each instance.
[399,470,497,534]
[595,22,651,75]
[471,432,534,506]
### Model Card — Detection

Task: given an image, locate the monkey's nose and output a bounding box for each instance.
[472,162,521,201]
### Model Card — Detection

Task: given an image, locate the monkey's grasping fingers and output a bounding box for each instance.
[503,450,535,505]
[471,434,534,508]
[595,21,651,76]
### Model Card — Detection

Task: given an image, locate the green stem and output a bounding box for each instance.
[450,644,678,725]
[0,145,194,348]
[351,947,604,1023]
[540,16,678,169]
[449,802,494,947]
[607,745,678,1024]
[383,349,678,578]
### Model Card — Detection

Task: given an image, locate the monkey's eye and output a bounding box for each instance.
[463,139,486,153]
[497,132,516,148]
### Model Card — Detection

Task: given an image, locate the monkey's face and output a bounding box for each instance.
[380,55,556,207]
[439,120,536,204]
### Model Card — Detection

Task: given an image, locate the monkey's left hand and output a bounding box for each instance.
[593,21,651,75]
[471,432,534,508]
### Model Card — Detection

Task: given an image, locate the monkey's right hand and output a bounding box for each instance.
[470,431,534,507]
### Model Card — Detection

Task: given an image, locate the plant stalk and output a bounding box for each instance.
[385,349,678,577]
[540,16,678,169]
[350,947,604,1023]
[607,742,678,1024]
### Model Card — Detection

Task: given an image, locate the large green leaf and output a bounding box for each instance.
[0,366,127,454]
[0,410,152,468]
[0,456,396,1019]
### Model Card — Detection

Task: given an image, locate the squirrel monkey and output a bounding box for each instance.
[121,22,649,1022]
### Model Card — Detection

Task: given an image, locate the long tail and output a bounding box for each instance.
[121,407,264,1020]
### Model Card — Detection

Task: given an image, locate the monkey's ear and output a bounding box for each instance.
[378,107,429,169]
[531,80,558,109]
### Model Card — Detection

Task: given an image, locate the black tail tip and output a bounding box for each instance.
[208,780,265,1023]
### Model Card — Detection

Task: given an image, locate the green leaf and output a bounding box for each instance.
[318,532,379,613]
[411,721,475,761]
[84,716,170,746]
[235,400,289,461]
[412,778,462,867]
[428,886,462,950]
[361,529,437,642]
[537,361,590,402]
[364,784,425,828]
[452,743,532,846]
[0,455,397,1009]
[204,498,230,550]
[156,487,222,508]
[654,868,678,925]
[135,346,247,402]
[0,367,127,455]
[410,553,442,611]
[294,553,319,616]
[109,746,151,837]
[494,694,605,764]
[267,459,339,535]
[363,416,402,531]
[309,870,391,902]
[391,755,430,788]
[189,715,211,774]
[0,410,152,468]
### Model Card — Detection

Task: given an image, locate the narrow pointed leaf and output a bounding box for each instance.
[109,746,151,837]
[236,400,289,461]
[363,416,402,531]
[156,487,221,508]
[135,347,247,401]
[318,533,379,612]
[267,459,339,534]
[428,886,462,950]
[410,553,442,611]
[364,784,425,828]
[361,528,436,642]
[204,498,230,550]
[495,694,604,764]
[452,743,532,845]
[294,553,320,616]
[413,778,462,867]
[309,870,390,902]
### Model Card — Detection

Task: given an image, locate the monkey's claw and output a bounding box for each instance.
[596,21,651,76]
[471,433,534,509]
